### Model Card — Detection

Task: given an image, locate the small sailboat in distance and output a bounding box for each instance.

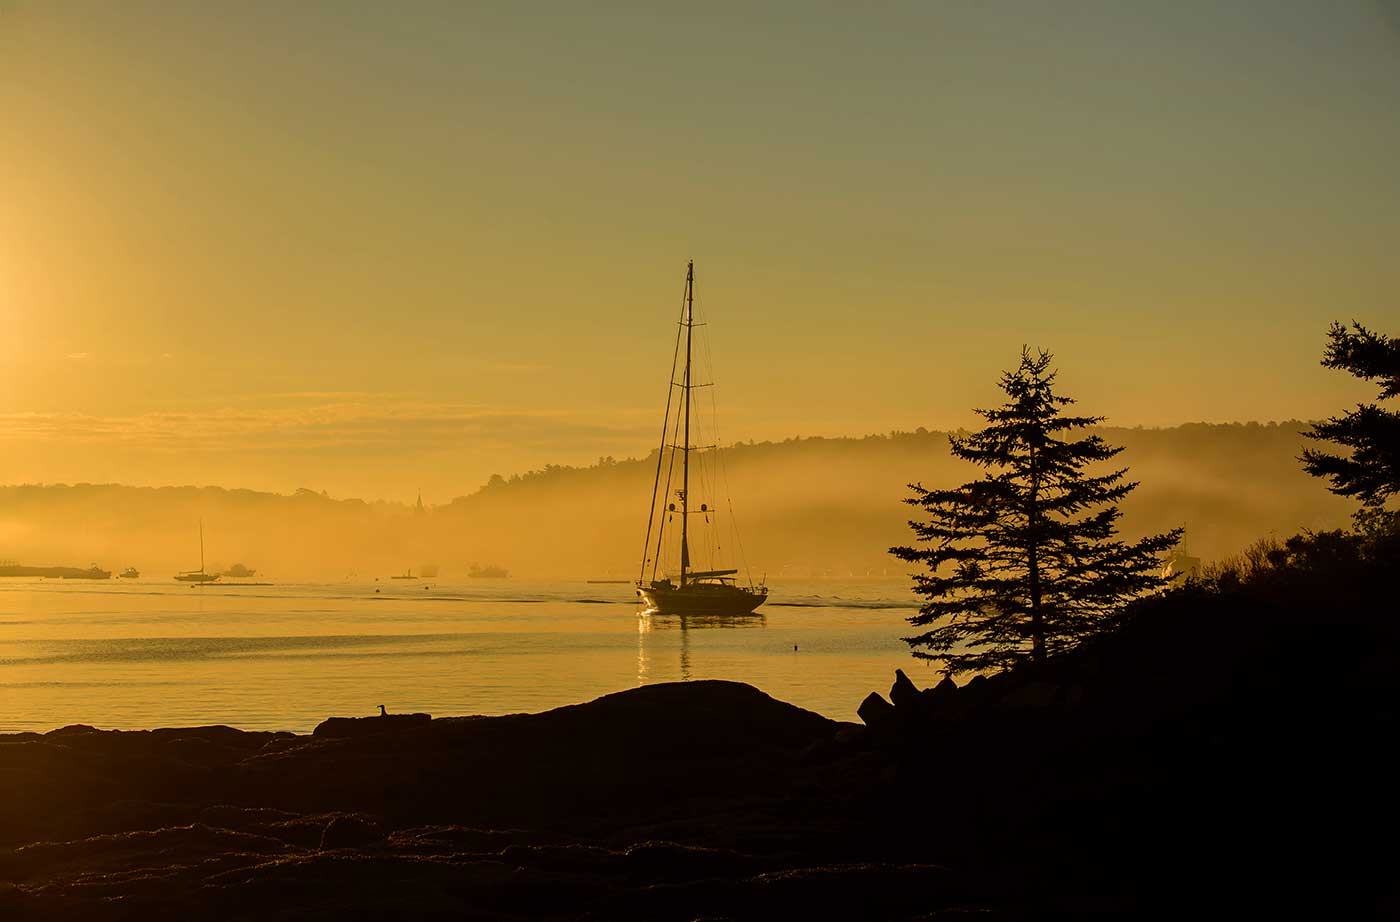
[174,521,219,583]
[637,261,768,616]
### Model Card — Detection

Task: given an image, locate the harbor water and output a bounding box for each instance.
[0,577,926,732]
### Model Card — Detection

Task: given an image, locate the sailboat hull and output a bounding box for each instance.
[638,583,767,616]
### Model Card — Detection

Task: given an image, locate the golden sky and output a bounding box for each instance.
[3,1,1398,501]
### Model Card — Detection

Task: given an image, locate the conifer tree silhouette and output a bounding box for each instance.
[1301,322,1400,527]
[891,348,1181,675]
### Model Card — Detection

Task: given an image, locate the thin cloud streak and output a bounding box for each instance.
[0,399,656,457]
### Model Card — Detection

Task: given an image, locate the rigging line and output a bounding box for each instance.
[696,421,718,571]
[641,273,690,585]
[719,428,755,588]
[653,362,686,580]
[692,300,722,573]
[697,313,755,588]
[696,306,727,577]
[652,347,688,582]
[689,286,714,573]
[716,433,753,588]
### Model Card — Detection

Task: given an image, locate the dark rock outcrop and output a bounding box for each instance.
[856,691,897,738]
[0,681,892,921]
[924,675,958,709]
[888,668,921,711]
[313,713,432,738]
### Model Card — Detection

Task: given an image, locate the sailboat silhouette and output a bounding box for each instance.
[636,261,767,616]
[174,521,219,583]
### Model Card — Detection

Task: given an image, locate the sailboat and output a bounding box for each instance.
[637,261,768,616]
[174,521,219,583]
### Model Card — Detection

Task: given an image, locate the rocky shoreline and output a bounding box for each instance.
[2,682,914,920]
[4,575,1398,918]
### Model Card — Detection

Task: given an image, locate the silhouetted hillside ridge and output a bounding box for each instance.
[0,422,1347,578]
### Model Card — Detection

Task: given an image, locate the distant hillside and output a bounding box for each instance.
[0,423,1351,580]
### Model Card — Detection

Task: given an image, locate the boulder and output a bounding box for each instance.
[961,674,991,703]
[889,669,922,711]
[857,693,897,736]
[919,676,961,717]
[929,676,958,704]
[313,713,432,738]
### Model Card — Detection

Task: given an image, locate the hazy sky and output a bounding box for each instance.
[3,1,1398,501]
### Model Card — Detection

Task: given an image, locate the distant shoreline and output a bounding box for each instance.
[0,565,110,579]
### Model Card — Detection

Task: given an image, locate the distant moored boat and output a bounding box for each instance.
[70,564,112,580]
[175,521,220,583]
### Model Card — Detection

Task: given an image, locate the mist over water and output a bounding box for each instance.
[0,577,919,732]
[0,422,1350,733]
[0,423,1350,583]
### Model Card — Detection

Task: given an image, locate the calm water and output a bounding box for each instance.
[0,577,926,732]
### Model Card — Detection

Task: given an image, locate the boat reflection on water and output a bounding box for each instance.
[641,612,767,631]
[636,610,766,683]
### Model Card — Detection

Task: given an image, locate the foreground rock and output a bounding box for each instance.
[312,712,432,738]
[4,682,964,920]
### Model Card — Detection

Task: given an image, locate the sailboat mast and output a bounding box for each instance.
[199,520,205,574]
[680,260,693,588]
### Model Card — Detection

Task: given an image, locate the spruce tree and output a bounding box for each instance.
[1300,322,1400,523]
[890,349,1181,676]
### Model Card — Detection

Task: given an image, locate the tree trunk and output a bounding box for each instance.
[1028,543,1045,665]
[1027,438,1046,666]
